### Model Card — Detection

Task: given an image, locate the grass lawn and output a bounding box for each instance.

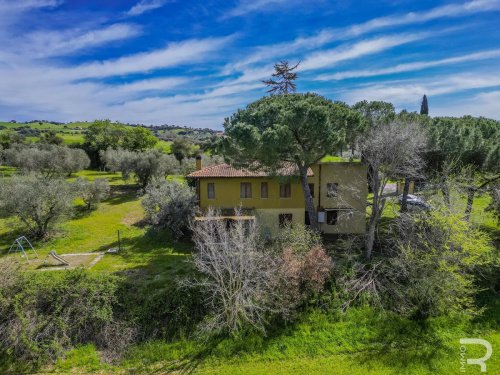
[0,170,191,275]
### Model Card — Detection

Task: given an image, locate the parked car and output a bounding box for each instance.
[398,194,431,210]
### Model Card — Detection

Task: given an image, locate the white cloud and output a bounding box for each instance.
[0,0,62,12]
[223,0,499,73]
[301,33,428,71]
[340,72,500,106]
[432,90,500,119]
[316,49,500,80]
[20,23,141,58]
[340,0,500,39]
[126,0,168,16]
[223,0,291,18]
[66,36,233,79]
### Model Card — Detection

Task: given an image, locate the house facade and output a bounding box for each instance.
[187,158,367,235]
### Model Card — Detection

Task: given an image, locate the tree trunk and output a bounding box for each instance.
[300,168,318,230]
[400,177,411,212]
[365,168,380,260]
[442,183,450,207]
[365,217,376,260]
[464,187,475,221]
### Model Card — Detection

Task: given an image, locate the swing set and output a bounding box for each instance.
[8,236,38,261]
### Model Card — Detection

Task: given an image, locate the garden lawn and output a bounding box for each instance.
[0,170,192,274]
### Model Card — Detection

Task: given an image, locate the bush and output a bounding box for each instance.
[74,177,110,210]
[0,174,74,238]
[189,214,333,335]
[0,269,134,366]
[142,178,197,238]
[340,210,494,321]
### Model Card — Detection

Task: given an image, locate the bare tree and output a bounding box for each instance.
[357,121,428,259]
[262,60,299,94]
[189,209,282,334]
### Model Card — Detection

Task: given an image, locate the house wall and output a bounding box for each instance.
[195,162,367,235]
[198,177,304,210]
[311,162,367,234]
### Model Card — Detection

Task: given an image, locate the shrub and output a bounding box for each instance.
[0,269,134,366]
[189,216,333,335]
[142,178,197,238]
[74,177,110,210]
[341,210,494,320]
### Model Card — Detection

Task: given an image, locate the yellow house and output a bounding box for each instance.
[187,158,367,235]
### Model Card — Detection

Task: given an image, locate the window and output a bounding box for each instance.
[279,213,293,228]
[326,210,338,225]
[308,183,315,198]
[327,183,339,198]
[240,182,252,198]
[280,183,291,198]
[261,182,268,198]
[207,183,215,199]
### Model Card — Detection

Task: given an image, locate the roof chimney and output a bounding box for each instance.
[195,155,202,170]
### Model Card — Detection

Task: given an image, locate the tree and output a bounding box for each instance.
[0,174,74,238]
[3,144,90,177]
[357,121,428,259]
[383,210,493,320]
[425,116,500,215]
[420,94,429,115]
[486,185,500,224]
[122,126,157,151]
[262,61,300,94]
[221,93,362,230]
[74,178,110,210]
[142,178,197,238]
[0,130,24,149]
[171,138,191,165]
[84,120,127,166]
[39,130,64,145]
[352,100,395,129]
[101,148,177,188]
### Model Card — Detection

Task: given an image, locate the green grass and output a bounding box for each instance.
[321,155,361,162]
[49,308,500,374]
[0,170,190,274]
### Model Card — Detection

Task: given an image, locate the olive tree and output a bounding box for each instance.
[74,178,110,210]
[3,144,90,177]
[142,178,197,238]
[222,93,362,230]
[101,148,177,187]
[0,174,74,238]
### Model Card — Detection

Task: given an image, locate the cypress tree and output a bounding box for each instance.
[420,94,429,115]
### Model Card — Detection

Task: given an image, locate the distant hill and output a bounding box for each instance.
[0,121,221,147]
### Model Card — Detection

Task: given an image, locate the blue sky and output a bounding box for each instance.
[0,0,499,129]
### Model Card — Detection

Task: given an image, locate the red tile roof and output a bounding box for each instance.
[187,163,313,178]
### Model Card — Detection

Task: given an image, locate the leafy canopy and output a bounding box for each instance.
[222,93,361,170]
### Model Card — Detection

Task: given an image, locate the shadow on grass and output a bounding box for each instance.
[105,185,141,206]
